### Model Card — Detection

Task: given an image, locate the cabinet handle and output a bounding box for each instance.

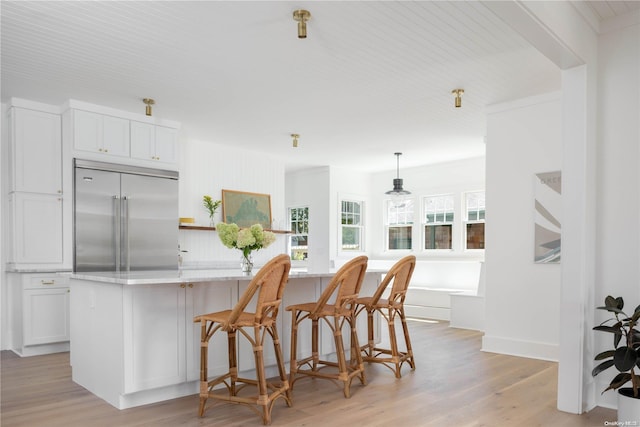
[104,149,109,153]
[41,280,55,285]
[188,283,193,288]
[180,284,186,288]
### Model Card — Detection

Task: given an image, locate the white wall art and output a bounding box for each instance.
[534,171,561,263]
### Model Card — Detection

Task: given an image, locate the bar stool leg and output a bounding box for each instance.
[198,320,208,417]
[400,306,416,370]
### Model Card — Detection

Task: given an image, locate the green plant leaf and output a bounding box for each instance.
[593,325,623,335]
[592,359,615,377]
[604,372,632,392]
[614,347,638,372]
[595,350,615,360]
[597,305,625,315]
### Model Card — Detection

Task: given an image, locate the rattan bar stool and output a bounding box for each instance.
[355,255,416,378]
[194,254,291,425]
[287,255,368,399]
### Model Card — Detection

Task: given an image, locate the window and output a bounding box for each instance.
[386,198,413,250]
[423,194,454,250]
[289,207,309,261]
[341,200,364,251]
[465,191,485,250]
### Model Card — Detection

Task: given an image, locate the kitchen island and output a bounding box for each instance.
[69,267,384,409]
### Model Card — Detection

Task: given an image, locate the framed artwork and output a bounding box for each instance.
[221,189,272,229]
[534,171,561,263]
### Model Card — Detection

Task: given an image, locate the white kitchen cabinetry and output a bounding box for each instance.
[9,107,62,194]
[130,122,178,164]
[73,109,130,157]
[123,280,237,392]
[9,193,64,264]
[70,278,237,408]
[6,100,67,268]
[10,273,70,357]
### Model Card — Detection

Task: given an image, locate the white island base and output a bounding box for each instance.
[69,268,382,409]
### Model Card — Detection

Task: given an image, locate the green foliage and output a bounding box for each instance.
[203,195,221,218]
[592,295,640,398]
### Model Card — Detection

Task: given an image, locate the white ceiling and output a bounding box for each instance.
[1,1,636,173]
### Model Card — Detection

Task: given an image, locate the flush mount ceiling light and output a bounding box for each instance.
[293,9,311,39]
[143,98,155,116]
[451,89,464,108]
[291,133,299,148]
[385,152,411,196]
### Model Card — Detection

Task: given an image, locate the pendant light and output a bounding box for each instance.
[385,152,411,196]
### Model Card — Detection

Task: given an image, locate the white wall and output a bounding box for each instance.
[592,18,640,409]
[483,92,562,361]
[177,138,287,268]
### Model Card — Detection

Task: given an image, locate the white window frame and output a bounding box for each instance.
[288,206,309,265]
[422,193,455,251]
[464,190,485,251]
[339,198,365,253]
[385,198,414,251]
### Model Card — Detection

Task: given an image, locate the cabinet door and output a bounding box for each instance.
[11,108,62,194]
[73,110,103,153]
[12,193,63,263]
[23,288,70,345]
[123,283,186,393]
[102,115,130,157]
[154,126,178,164]
[130,121,155,161]
[186,281,238,382]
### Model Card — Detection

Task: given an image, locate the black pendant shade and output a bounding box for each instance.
[385,152,411,195]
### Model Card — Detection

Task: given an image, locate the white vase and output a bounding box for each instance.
[618,388,640,424]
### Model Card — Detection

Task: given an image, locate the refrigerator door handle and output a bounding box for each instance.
[123,196,130,271]
[113,196,121,272]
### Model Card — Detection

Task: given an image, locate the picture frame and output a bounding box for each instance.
[221,189,272,229]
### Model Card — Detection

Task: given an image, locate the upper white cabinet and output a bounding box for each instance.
[73,109,130,157]
[65,100,180,169]
[130,121,178,164]
[9,107,62,194]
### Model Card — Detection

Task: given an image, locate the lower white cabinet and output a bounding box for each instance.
[122,281,237,393]
[10,273,70,357]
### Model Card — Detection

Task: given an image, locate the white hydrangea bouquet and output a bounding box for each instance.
[216,223,276,272]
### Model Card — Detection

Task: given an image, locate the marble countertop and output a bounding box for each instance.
[70,268,386,286]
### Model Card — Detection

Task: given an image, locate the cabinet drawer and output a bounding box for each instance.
[25,275,69,290]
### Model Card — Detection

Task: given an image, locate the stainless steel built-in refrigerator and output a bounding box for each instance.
[73,159,179,272]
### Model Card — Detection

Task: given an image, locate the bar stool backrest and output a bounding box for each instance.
[312,256,368,315]
[227,254,291,328]
[370,255,416,305]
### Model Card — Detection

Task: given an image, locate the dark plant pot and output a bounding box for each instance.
[618,388,640,423]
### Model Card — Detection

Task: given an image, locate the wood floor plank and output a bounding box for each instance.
[1,320,615,426]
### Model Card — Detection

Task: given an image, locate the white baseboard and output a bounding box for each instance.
[481,334,559,361]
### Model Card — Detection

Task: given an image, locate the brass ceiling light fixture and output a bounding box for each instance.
[291,133,299,148]
[385,152,411,196]
[293,9,311,39]
[451,89,464,108]
[143,98,155,116]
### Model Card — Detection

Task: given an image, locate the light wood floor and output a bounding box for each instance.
[1,320,614,427]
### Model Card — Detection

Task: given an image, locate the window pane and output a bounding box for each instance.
[342,227,361,250]
[423,194,454,224]
[466,223,485,249]
[425,224,452,250]
[388,226,412,250]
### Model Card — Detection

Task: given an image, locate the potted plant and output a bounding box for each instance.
[592,295,640,421]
